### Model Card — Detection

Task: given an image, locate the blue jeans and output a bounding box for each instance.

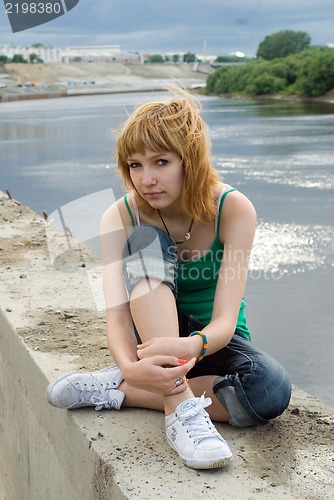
[122,225,291,427]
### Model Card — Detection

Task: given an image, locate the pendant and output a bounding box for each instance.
[175,233,191,245]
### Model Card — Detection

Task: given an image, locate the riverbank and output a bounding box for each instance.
[1,190,334,499]
[1,62,333,104]
[204,47,334,105]
[0,62,212,102]
[199,88,334,104]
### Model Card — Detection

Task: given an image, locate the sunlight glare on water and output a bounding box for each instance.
[251,222,334,275]
[215,156,334,190]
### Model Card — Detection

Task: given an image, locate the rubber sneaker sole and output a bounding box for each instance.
[166,436,232,469]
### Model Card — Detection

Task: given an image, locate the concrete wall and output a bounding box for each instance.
[0,313,127,500]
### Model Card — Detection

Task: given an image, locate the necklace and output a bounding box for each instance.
[157,210,195,245]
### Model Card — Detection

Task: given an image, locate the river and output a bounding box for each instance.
[1,92,333,407]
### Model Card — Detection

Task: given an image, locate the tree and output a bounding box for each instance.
[29,53,39,63]
[12,54,27,63]
[215,55,242,63]
[247,73,286,95]
[205,45,334,97]
[0,54,10,63]
[257,30,311,60]
[173,54,180,63]
[146,54,165,63]
[183,52,196,63]
[296,47,334,96]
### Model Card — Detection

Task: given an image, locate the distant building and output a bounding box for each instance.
[0,44,141,64]
[0,44,62,62]
[161,52,217,63]
[62,45,122,63]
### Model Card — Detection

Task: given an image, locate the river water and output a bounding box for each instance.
[1,92,333,407]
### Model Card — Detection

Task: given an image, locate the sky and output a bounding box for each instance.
[0,0,333,56]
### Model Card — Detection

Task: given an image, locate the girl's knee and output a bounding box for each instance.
[213,357,292,427]
[251,358,292,421]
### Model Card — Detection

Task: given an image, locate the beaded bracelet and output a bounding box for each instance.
[189,330,208,363]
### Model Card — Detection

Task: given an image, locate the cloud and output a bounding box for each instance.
[0,0,333,54]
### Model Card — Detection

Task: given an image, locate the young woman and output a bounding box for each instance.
[47,91,291,470]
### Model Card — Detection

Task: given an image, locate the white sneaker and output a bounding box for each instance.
[47,365,124,410]
[165,395,232,469]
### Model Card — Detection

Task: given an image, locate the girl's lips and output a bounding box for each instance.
[145,192,163,197]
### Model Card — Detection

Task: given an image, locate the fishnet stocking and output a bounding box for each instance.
[128,278,196,415]
[130,279,179,341]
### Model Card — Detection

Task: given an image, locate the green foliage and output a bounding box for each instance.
[215,55,241,63]
[183,52,196,63]
[12,54,27,63]
[146,54,165,63]
[246,73,286,95]
[173,54,180,63]
[0,54,10,63]
[257,30,311,60]
[214,55,252,64]
[29,53,39,63]
[294,47,334,96]
[205,46,334,98]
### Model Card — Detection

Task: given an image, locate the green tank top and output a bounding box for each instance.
[177,188,251,340]
[123,189,251,340]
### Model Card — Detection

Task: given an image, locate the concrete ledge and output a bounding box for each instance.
[0,312,127,500]
[1,192,333,499]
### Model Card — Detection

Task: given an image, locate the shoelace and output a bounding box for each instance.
[72,380,116,411]
[178,396,223,444]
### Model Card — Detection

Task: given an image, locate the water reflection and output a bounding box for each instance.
[203,97,334,117]
[216,155,334,190]
[251,221,333,274]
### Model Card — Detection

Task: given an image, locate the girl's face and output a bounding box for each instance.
[127,149,184,211]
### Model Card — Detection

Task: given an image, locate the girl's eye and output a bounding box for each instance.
[128,159,167,168]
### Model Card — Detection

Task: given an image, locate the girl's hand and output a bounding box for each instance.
[137,336,202,361]
[124,355,196,396]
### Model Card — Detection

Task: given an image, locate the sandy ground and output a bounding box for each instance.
[18,307,108,371]
[0,61,212,86]
[0,192,108,371]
